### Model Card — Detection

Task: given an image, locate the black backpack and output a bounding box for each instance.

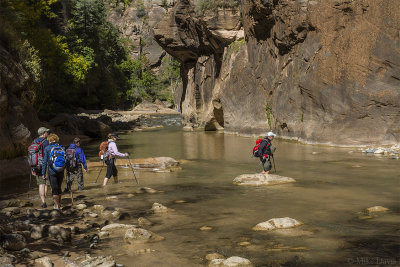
[66,147,78,169]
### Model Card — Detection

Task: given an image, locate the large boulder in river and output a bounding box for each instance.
[124,228,164,244]
[87,157,180,172]
[0,233,26,251]
[233,173,296,186]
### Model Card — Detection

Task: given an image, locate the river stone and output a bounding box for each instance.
[76,204,87,210]
[151,203,168,213]
[98,231,110,238]
[106,196,118,200]
[138,217,153,227]
[233,174,296,186]
[209,256,253,267]
[253,217,303,231]
[111,210,121,219]
[48,226,72,242]
[1,234,26,250]
[124,228,164,244]
[92,205,105,213]
[366,206,389,213]
[206,253,224,261]
[78,255,116,267]
[0,256,14,266]
[101,223,136,232]
[200,226,213,231]
[35,256,53,267]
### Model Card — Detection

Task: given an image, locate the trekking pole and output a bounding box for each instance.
[29,172,32,190]
[94,161,105,184]
[127,155,139,184]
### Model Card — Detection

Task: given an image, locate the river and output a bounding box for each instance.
[1,115,399,266]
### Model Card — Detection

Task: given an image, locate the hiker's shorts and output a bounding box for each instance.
[105,158,118,179]
[66,168,84,190]
[261,158,272,172]
[48,171,64,195]
[36,175,50,186]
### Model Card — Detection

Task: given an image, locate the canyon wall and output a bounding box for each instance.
[154,0,400,146]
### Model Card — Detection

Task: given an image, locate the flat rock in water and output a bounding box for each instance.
[366,206,389,213]
[233,173,296,186]
[253,217,303,231]
[209,256,253,267]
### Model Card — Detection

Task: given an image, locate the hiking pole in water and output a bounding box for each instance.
[127,155,139,184]
[94,161,105,184]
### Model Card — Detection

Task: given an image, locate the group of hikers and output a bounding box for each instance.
[28,126,276,210]
[28,127,129,210]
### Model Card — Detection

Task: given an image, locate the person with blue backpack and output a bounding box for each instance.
[28,127,51,208]
[42,133,66,210]
[64,137,87,192]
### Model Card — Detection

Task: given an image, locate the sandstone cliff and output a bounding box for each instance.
[0,43,41,159]
[154,0,400,146]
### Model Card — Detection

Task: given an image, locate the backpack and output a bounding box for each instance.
[252,139,263,157]
[49,144,66,172]
[28,138,44,170]
[66,147,78,169]
[99,141,109,160]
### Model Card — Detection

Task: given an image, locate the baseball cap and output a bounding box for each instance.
[110,133,120,140]
[37,127,50,135]
[266,131,276,137]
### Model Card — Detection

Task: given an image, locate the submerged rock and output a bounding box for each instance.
[233,174,296,186]
[151,203,169,213]
[253,217,303,231]
[124,228,164,244]
[79,255,116,267]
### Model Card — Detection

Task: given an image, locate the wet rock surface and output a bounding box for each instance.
[233,173,296,186]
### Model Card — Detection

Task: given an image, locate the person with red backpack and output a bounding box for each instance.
[103,133,129,186]
[28,127,50,208]
[257,132,276,174]
[64,137,87,192]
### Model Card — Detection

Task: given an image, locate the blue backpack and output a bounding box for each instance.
[49,144,66,172]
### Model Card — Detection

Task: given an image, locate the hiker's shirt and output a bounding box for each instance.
[107,140,125,159]
[258,139,272,159]
[42,143,58,176]
[67,144,87,170]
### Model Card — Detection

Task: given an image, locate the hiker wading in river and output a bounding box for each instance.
[42,134,66,210]
[103,133,129,186]
[30,127,50,208]
[65,137,87,192]
[259,132,277,174]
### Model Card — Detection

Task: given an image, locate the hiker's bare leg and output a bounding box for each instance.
[113,176,119,184]
[262,171,270,174]
[53,195,60,209]
[103,177,109,186]
[39,184,46,203]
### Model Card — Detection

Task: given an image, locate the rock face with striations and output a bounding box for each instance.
[154,0,400,146]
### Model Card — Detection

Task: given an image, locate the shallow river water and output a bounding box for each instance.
[1,115,399,266]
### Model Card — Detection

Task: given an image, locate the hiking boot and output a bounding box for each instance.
[41,203,47,208]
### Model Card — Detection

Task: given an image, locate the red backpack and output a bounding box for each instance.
[99,141,109,160]
[28,139,44,169]
[252,138,269,157]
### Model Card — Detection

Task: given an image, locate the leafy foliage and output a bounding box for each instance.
[2,0,180,117]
